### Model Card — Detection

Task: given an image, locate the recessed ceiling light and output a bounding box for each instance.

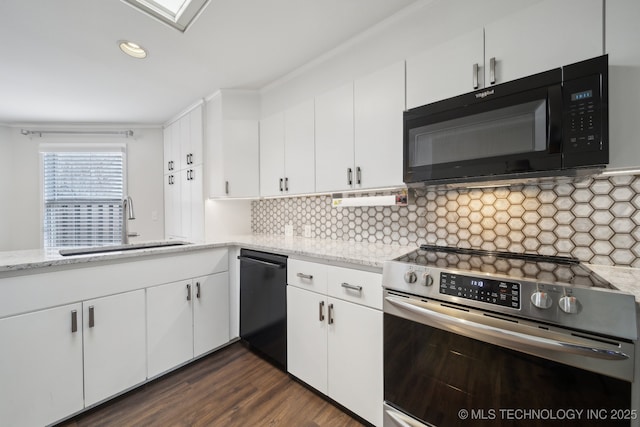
[119,40,148,59]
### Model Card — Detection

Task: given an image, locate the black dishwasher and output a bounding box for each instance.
[238,249,287,370]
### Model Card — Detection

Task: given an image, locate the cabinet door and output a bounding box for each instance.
[193,272,230,357]
[315,82,355,193]
[284,100,315,195]
[181,168,192,240]
[485,0,602,86]
[189,105,203,166]
[0,304,83,427]
[164,172,183,240]
[171,120,182,171]
[259,112,285,197]
[163,125,173,173]
[607,0,640,169]
[327,298,383,426]
[189,164,204,243]
[147,280,194,378]
[406,28,484,108]
[224,120,260,198]
[286,286,328,394]
[83,290,146,407]
[354,61,405,189]
[179,114,191,170]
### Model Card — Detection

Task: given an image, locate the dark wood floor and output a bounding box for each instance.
[58,342,364,427]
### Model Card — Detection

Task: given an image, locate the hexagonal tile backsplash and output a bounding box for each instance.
[251,173,640,267]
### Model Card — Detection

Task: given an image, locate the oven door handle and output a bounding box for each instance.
[385,296,630,361]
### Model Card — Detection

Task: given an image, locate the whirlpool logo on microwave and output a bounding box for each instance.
[475,89,495,99]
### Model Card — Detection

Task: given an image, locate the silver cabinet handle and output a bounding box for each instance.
[319,300,325,322]
[489,57,496,85]
[71,310,78,333]
[190,169,194,180]
[473,63,479,89]
[285,177,289,192]
[341,282,362,292]
[225,180,229,195]
[167,161,171,171]
[356,167,361,185]
[187,284,192,301]
[328,303,334,324]
[279,178,284,192]
[297,272,313,280]
[196,282,201,299]
[88,306,95,328]
[168,175,171,185]
[347,168,352,186]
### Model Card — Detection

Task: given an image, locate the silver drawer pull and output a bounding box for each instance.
[297,272,313,280]
[341,282,362,292]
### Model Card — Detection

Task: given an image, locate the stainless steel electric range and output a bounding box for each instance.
[382,245,638,427]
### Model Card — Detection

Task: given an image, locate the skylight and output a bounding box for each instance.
[122,0,210,32]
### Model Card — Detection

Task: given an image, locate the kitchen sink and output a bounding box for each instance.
[59,241,190,256]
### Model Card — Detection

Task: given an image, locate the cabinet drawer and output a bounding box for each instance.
[327,266,382,310]
[287,259,328,293]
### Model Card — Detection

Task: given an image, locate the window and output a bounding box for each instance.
[42,150,125,249]
[121,0,210,32]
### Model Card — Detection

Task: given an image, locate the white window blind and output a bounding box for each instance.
[43,151,124,248]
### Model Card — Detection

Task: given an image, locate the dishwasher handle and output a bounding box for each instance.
[237,255,286,269]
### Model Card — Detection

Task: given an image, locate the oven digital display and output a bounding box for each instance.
[440,273,520,309]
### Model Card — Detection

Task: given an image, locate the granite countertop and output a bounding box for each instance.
[1,235,638,303]
[0,235,417,274]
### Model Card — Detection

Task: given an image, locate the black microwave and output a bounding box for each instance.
[403,55,608,187]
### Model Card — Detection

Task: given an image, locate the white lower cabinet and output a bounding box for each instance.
[83,290,147,407]
[194,272,230,357]
[287,260,383,426]
[0,303,84,427]
[327,298,383,425]
[148,272,230,378]
[287,285,328,394]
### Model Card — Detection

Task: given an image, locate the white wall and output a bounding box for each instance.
[204,199,252,241]
[0,126,13,251]
[3,127,164,250]
[260,0,538,117]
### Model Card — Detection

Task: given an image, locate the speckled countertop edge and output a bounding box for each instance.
[0,235,418,274]
[1,236,638,303]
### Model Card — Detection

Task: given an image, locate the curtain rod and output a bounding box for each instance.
[21,129,134,138]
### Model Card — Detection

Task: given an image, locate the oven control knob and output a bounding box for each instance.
[404,271,417,284]
[559,295,579,314]
[530,291,552,309]
[422,273,433,287]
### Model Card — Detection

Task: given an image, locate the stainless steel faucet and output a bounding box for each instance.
[122,196,136,244]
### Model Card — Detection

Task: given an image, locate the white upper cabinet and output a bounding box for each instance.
[407,29,484,109]
[606,0,640,169]
[260,100,316,197]
[354,61,405,189]
[284,100,315,195]
[407,0,603,108]
[205,91,260,198]
[259,112,285,197]
[484,0,602,86]
[315,82,355,193]
[164,104,204,242]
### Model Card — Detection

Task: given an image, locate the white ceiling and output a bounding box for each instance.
[0,0,416,125]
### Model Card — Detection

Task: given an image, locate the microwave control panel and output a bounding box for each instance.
[563,74,602,153]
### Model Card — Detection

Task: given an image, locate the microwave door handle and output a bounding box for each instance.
[385,296,629,361]
[547,85,563,153]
